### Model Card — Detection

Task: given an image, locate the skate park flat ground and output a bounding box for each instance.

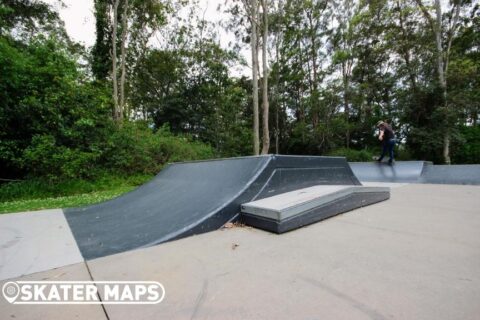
[3,183,478,320]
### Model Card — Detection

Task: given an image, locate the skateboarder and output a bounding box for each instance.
[376,120,396,164]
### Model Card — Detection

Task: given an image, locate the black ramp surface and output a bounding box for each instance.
[349,161,430,183]
[65,155,360,260]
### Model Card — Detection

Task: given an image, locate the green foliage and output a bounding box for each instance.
[452,126,480,164]
[91,0,111,79]
[0,173,154,213]
[395,147,414,161]
[131,42,252,157]
[0,0,62,37]
[22,134,101,180]
[0,174,151,203]
[0,35,112,177]
[0,188,133,214]
[102,123,215,175]
[15,122,216,180]
[327,148,374,162]
[0,30,215,182]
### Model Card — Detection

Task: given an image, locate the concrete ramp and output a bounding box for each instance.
[65,155,360,259]
[420,165,480,185]
[349,161,429,183]
[241,185,390,233]
[350,161,480,185]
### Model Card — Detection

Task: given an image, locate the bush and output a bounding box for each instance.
[102,123,216,175]
[0,173,153,202]
[451,126,480,164]
[17,122,216,181]
[327,148,374,162]
[395,146,414,161]
[22,135,101,180]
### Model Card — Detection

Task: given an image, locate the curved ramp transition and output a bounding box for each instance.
[65,155,360,259]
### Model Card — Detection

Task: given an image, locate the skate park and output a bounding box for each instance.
[1,155,479,320]
[3,0,480,317]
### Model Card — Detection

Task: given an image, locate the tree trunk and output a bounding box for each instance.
[415,0,452,164]
[343,62,350,149]
[308,11,319,129]
[434,0,446,101]
[112,0,120,122]
[251,0,260,155]
[433,0,450,164]
[274,28,280,155]
[260,0,269,154]
[396,0,418,91]
[443,133,451,164]
[119,0,129,121]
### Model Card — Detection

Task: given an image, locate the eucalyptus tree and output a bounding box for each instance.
[224,0,275,155]
[331,0,360,148]
[92,0,171,122]
[414,0,466,164]
[260,0,270,154]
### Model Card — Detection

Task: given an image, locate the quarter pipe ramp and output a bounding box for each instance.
[65,155,360,259]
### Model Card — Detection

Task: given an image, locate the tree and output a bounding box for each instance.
[92,0,111,80]
[332,0,359,149]
[246,0,261,155]
[414,0,463,164]
[112,0,121,121]
[0,0,64,38]
[92,0,170,122]
[260,0,270,154]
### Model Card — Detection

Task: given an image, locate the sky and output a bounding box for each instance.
[44,0,248,75]
[45,0,96,46]
[43,0,452,48]
[43,0,451,78]
[45,0,227,47]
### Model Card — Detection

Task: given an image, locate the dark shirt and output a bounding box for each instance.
[382,124,395,143]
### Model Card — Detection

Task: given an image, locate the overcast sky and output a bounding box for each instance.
[45,0,226,47]
[43,0,451,78]
[43,0,249,74]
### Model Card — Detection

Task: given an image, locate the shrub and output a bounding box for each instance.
[22,135,101,180]
[102,123,216,175]
[452,126,480,164]
[326,148,374,162]
[19,122,216,181]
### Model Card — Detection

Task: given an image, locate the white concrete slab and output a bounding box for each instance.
[241,185,389,220]
[87,184,480,320]
[0,262,107,320]
[361,181,409,188]
[0,209,83,280]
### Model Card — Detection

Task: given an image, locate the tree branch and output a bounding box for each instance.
[413,0,435,30]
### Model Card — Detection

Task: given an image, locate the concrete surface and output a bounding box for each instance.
[0,262,107,320]
[0,209,83,281]
[86,184,480,320]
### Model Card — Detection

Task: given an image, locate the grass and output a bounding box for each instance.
[0,174,153,214]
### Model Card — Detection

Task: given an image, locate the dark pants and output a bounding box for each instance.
[379,139,396,162]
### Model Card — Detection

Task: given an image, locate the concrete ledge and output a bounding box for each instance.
[241,186,390,233]
[242,186,390,220]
